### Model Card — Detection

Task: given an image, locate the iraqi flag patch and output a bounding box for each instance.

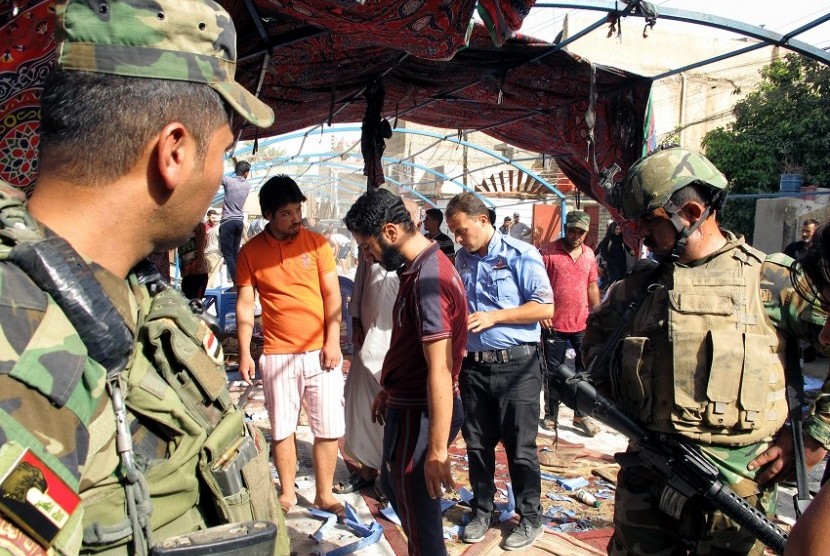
[201,324,224,365]
[0,444,80,548]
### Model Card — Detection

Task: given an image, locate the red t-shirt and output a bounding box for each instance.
[381,242,468,406]
[540,239,598,333]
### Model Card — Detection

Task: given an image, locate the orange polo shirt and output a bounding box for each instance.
[236,227,336,354]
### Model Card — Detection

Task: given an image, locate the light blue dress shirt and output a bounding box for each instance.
[455,230,553,351]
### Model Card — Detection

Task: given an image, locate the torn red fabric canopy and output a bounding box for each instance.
[0,0,650,204]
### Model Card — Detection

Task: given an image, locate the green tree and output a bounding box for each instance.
[702,54,830,241]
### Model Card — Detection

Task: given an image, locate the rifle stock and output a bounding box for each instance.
[552,364,788,555]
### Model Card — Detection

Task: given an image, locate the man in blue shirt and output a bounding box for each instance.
[218,159,251,285]
[445,193,553,551]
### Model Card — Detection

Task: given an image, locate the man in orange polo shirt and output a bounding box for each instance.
[236,175,345,518]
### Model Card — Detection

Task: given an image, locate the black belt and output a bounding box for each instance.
[466,344,535,364]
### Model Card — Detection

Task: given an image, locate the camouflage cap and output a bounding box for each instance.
[55,0,274,128]
[614,148,728,220]
[566,210,590,231]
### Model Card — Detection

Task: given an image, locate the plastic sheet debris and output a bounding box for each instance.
[310,503,385,555]
[556,477,589,491]
[309,507,338,543]
[546,492,572,502]
[326,521,384,556]
[540,471,563,483]
[379,504,401,526]
[458,487,474,503]
[440,498,458,513]
[443,525,460,539]
[595,488,615,500]
[496,483,516,522]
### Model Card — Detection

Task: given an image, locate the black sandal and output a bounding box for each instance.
[333,471,375,494]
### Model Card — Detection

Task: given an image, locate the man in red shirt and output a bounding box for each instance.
[540,210,601,436]
[344,188,467,556]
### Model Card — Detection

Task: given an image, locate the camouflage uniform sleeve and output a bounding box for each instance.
[760,255,830,450]
[0,262,110,505]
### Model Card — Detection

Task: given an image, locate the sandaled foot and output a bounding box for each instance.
[314,502,346,523]
[278,497,297,514]
[333,470,376,494]
[573,416,600,437]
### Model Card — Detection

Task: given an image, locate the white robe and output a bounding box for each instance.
[342,258,399,470]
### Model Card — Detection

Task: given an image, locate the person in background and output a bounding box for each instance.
[336,199,420,497]
[344,189,467,556]
[178,219,209,299]
[784,218,820,260]
[498,216,512,235]
[0,0,289,552]
[236,175,345,519]
[447,193,553,551]
[509,211,532,242]
[596,220,629,290]
[328,228,354,274]
[539,211,601,436]
[218,159,252,286]
[423,207,456,264]
[204,208,223,288]
[785,221,830,555]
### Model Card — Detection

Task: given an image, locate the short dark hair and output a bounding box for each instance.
[424,208,444,225]
[804,218,820,227]
[487,208,496,226]
[445,192,489,220]
[795,222,830,306]
[259,175,307,216]
[235,160,251,176]
[39,71,230,186]
[669,182,722,212]
[344,188,415,238]
[207,209,219,216]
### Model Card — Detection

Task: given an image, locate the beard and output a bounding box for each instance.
[379,237,407,272]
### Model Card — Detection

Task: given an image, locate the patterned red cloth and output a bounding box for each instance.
[541,238,598,333]
[0,0,55,191]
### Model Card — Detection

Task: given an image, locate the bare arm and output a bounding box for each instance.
[468,300,552,334]
[588,281,600,310]
[319,269,343,370]
[785,478,830,554]
[423,337,455,499]
[235,285,257,383]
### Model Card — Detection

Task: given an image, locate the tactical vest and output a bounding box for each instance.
[0,186,288,555]
[612,240,788,446]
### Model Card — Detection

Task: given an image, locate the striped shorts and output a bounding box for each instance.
[259,350,345,441]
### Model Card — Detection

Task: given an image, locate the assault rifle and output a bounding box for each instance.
[551,364,788,555]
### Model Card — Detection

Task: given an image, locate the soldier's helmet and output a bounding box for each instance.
[608,148,728,220]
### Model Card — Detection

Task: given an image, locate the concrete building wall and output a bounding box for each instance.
[561,13,780,152]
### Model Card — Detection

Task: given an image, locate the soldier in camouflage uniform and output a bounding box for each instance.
[585,148,829,555]
[781,222,830,554]
[0,0,288,554]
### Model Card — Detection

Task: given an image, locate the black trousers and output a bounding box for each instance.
[542,329,585,419]
[218,219,244,284]
[459,349,542,526]
[380,397,464,556]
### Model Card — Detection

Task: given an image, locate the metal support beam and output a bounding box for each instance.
[535,2,830,66]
